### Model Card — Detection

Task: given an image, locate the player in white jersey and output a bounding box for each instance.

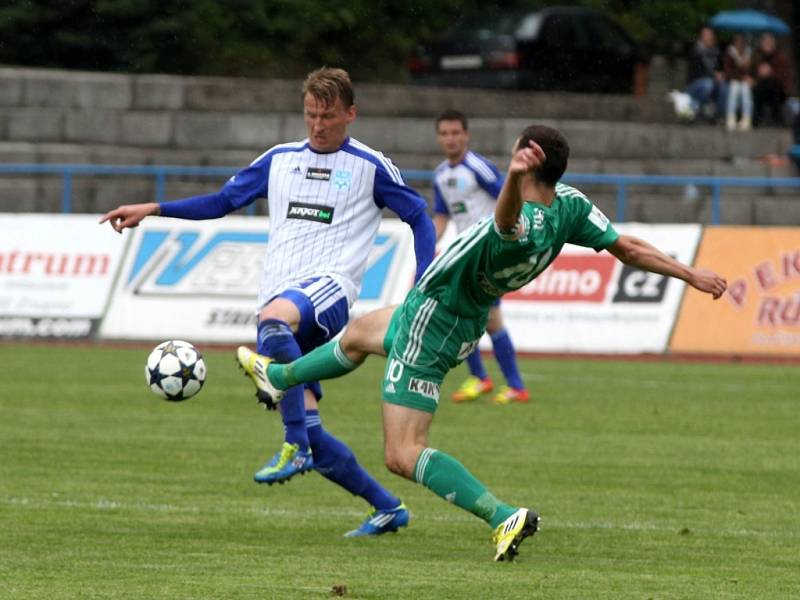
[432,110,529,405]
[101,68,436,537]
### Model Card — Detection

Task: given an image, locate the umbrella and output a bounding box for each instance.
[708,9,791,35]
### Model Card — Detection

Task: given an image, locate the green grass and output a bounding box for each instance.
[1,343,798,599]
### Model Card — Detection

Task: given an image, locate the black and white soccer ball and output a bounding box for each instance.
[145,340,207,401]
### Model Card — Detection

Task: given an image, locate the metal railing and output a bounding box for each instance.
[1,163,799,225]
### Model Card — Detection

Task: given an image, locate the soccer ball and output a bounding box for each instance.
[145,340,207,401]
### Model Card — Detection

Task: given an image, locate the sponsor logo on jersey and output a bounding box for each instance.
[532,208,545,230]
[451,201,467,214]
[287,202,335,224]
[408,377,440,401]
[306,167,332,181]
[588,205,610,232]
[477,272,503,297]
[333,169,352,191]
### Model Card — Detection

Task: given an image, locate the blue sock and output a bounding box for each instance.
[465,348,488,380]
[257,319,308,451]
[306,410,400,510]
[491,328,524,390]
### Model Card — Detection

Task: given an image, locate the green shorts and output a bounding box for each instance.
[381,288,486,413]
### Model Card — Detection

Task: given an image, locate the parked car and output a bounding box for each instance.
[407,6,643,93]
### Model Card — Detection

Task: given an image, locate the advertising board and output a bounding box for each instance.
[0,214,126,339]
[495,224,702,353]
[670,227,800,356]
[100,216,415,342]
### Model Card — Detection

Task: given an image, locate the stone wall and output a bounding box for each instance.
[0,67,796,223]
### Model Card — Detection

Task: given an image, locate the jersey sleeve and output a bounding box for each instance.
[568,201,619,250]
[159,153,271,219]
[475,166,503,199]
[373,165,436,281]
[433,182,450,216]
[469,154,504,199]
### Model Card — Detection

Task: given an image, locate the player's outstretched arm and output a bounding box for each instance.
[607,235,727,299]
[494,140,545,233]
[99,202,160,233]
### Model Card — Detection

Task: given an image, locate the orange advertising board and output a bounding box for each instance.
[670,227,800,356]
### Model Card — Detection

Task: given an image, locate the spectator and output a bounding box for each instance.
[722,34,753,131]
[752,33,792,127]
[684,26,726,122]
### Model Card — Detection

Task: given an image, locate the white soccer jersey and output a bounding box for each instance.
[433,151,504,233]
[206,137,427,308]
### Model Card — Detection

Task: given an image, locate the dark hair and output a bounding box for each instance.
[516,125,569,186]
[302,67,354,108]
[435,109,468,131]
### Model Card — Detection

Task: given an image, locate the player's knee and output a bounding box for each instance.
[486,309,503,333]
[383,447,412,479]
[339,317,373,360]
[384,444,420,480]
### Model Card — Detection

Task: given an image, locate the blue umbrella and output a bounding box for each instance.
[708,9,791,35]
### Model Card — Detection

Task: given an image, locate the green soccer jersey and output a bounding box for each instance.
[416,183,619,317]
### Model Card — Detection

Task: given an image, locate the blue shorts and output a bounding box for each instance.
[275,276,349,399]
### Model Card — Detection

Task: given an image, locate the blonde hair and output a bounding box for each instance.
[302,67,354,108]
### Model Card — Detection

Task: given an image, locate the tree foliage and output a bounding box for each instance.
[0,0,736,80]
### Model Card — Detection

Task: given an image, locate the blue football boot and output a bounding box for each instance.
[254,442,314,485]
[344,503,409,537]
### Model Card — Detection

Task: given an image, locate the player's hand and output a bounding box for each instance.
[509,139,546,177]
[690,268,727,299]
[99,202,159,233]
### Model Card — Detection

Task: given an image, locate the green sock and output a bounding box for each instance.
[413,448,516,528]
[267,339,359,390]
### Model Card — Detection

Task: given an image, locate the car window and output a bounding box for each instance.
[515,14,542,41]
[452,12,525,38]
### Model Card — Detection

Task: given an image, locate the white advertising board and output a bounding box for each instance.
[0,214,127,339]
[495,223,702,353]
[100,216,415,342]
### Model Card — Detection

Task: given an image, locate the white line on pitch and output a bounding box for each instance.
[2,495,795,540]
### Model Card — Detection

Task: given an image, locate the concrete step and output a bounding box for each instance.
[0,108,793,161]
[0,66,677,122]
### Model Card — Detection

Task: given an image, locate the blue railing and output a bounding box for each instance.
[1,163,799,225]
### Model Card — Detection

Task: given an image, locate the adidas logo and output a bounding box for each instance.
[290,165,302,174]
[503,511,522,534]
[385,382,396,394]
[445,492,456,503]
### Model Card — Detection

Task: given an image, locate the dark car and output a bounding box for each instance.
[407,6,642,93]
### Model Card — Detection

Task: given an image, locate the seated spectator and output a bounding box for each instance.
[723,34,753,131]
[752,33,792,127]
[683,26,726,122]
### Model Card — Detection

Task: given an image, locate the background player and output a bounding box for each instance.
[239,124,727,561]
[101,67,436,537]
[433,110,528,405]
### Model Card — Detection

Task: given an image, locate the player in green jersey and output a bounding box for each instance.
[237,124,728,561]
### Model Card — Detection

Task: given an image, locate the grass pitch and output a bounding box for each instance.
[1,343,798,599]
